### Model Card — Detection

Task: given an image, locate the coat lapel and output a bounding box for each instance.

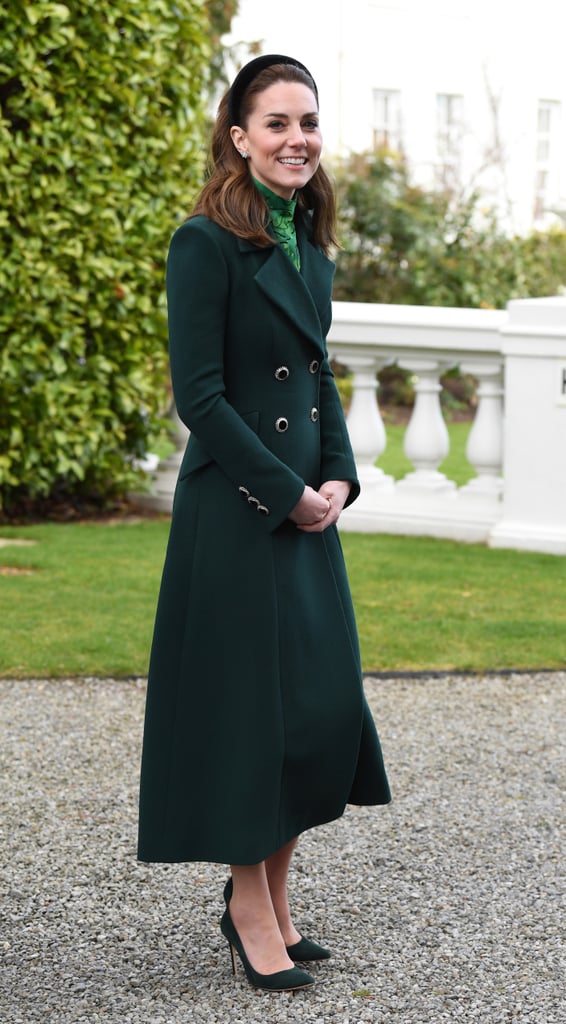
[296,214,335,338]
[238,222,335,354]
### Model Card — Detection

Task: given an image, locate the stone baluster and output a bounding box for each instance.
[396,358,456,493]
[458,361,504,499]
[134,404,189,513]
[340,353,394,491]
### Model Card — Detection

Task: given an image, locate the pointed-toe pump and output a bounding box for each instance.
[223,877,332,963]
[220,908,315,992]
[285,936,332,962]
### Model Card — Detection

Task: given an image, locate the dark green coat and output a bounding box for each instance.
[138,212,390,865]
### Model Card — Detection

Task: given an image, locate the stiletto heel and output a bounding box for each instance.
[223,877,332,963]
[228,942,237,975]
[220,907,315,992]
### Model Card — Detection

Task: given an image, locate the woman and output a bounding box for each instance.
[138,53,391,993]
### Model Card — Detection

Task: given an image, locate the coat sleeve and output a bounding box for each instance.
[166,219,306,532]
[318,348,361,509]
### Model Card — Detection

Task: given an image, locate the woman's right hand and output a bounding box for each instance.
[288,486,332,527]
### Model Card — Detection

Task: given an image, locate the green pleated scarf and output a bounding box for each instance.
[253,177,300,271]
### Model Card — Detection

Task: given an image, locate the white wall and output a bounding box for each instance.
[224,0,566,232]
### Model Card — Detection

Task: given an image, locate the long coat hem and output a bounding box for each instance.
[137,795,390,867]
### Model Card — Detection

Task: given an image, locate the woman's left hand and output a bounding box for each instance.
[296,480,351,532]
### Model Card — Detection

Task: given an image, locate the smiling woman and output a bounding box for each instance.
[137,53,390,994]
[190,56,338,255]
[229,81,322,199]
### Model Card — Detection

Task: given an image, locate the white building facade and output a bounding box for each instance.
[224,0,566,233]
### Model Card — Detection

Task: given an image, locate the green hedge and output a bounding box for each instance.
[0,1,215,513]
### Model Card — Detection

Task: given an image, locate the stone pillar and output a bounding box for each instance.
[490,296,566,554]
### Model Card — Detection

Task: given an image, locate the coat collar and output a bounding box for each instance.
[237,217,335,354]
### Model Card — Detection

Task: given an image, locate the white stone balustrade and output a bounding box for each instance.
[134,405,189,514]
[142,296,566,555]
[328,296,566,554]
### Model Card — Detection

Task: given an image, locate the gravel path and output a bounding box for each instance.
[1,673,564,1024]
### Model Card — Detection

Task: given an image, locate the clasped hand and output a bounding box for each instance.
[288,481,351,533]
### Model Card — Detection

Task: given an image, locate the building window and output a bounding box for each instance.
[436,93,464,190]
[372,89,402,151]
[534,99,561,222]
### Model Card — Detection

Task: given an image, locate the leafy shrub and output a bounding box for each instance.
[0,1,219,515]
[333,150,566,309]
[332,150,566,415]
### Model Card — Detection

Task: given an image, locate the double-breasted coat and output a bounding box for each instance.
[137,210,391,865]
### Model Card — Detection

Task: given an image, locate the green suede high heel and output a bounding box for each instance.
[285,936,332,962]
[223,877,332,962]
[220,907,315,992]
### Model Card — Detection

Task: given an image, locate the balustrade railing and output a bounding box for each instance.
[142,296,566,555]
[328,297,566,554]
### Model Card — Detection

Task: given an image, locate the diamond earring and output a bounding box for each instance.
[240,150,248,160]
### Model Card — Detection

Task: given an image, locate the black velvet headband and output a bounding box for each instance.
[227,53,318,127]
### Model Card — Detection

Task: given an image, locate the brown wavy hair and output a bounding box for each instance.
[191,64,338,256]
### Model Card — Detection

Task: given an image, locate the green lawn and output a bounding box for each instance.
[1,519,565,677]
[342,533,566,672]
[0,520,165,678]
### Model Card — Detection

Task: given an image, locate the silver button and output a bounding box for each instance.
[310,407,319,422]
[247,495,260,507]
[238,486,250,498]
[308,359,319,374]
[275,417,289,433]
[257,504,270,515]
[274,366,290,381]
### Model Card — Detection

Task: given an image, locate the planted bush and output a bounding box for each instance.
[333,150,566,417]
[334,150,566,308]
[0,1,216,515]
